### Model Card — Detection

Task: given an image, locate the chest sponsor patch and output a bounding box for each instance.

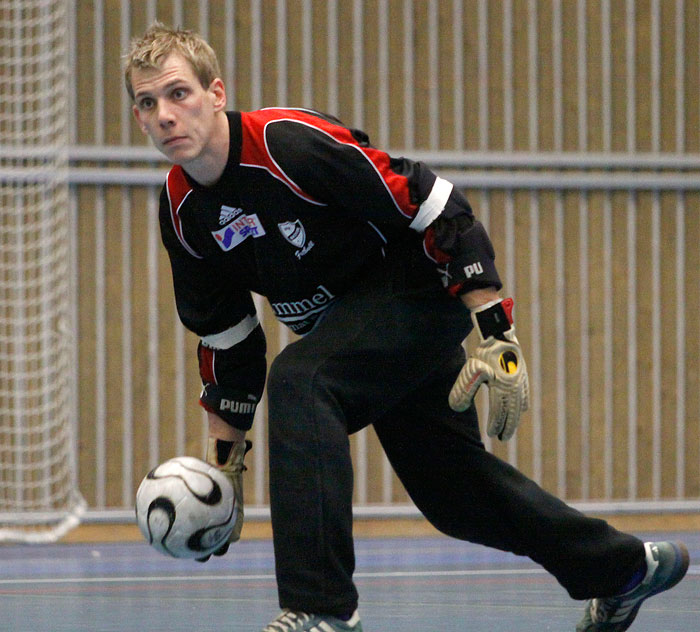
[212,213,266,251]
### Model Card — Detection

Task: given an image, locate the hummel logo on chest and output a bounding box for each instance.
[219,205,243,225]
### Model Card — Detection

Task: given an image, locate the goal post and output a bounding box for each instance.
[0,0,85,542]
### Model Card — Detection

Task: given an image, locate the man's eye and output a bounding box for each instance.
[139,98,154,109]
[173,88,187,99]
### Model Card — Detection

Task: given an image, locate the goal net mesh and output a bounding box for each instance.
[0,0,85,542]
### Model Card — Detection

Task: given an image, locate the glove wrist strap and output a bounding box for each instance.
[214,439,234,465]
[207,437,252,468]
[472,297,514,340]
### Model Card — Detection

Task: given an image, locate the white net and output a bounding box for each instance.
[0,0,85,542]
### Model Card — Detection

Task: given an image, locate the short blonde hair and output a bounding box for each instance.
[124,22,222,101]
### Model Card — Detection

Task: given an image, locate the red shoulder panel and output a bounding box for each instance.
[239,108,415,218]
[239,109,321,204]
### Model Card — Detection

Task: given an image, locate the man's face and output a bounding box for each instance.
[131,53,225,165]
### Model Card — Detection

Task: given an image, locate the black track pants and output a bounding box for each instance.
[265,253,644,615]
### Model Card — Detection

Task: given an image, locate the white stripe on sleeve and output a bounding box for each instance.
[409,176,453,232]
[201,313,259,350]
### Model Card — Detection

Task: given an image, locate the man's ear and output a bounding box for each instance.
[132,104,148,135]
[209,78,227,112]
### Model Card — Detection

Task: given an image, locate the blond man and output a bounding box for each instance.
[124,23,687,632]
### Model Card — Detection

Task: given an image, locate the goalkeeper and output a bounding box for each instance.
[125,23,688,632]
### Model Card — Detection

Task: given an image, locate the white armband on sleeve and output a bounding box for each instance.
[409,176,453,233]
[201,314,259,350]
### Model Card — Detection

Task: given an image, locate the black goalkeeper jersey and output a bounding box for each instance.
[159,108,501,428]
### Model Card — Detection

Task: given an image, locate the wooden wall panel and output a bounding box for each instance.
[69,1,700,512]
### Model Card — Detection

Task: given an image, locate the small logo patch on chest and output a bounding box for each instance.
[212,213,266,251]
[278,220,314,259]
[218,205,243,225]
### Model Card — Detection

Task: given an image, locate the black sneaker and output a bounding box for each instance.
[576,541,689,631]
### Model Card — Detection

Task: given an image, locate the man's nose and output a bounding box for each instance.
[157,102,176,127]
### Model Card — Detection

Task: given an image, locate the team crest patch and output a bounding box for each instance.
[212,213,265,251]
[278,220,306,248]
[278,220,314,259]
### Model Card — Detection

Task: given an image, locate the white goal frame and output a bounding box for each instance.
[0,0,85,543]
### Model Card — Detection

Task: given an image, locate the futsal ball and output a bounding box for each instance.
[135,456,237,559]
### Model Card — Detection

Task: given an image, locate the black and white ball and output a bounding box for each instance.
[135,456,237,559]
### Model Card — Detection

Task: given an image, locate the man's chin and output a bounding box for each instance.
[159,143,193,164]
